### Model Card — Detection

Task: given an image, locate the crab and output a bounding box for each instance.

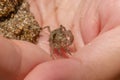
[44,25,74,59]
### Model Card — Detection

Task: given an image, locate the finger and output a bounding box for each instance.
[24,59,89,80]
[27,0,59,30]
[98,0,120,34]
[12,40,52,80]
[56,0,81,29]
[27,0,43,25]
[76,0,100,44]
[0,37,21,80]
[31,0,59,29]
[0,37,51,80]
[74,26,120,79]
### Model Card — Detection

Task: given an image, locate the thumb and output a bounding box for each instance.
[24,59,85,80]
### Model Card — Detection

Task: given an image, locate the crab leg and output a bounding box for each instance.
[42,26,51,32]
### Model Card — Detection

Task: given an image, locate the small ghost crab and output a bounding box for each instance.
[43,25,74,59]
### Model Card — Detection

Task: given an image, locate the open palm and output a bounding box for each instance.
[1,0,120,80]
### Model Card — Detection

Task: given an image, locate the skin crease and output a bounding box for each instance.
[1,0,120,80]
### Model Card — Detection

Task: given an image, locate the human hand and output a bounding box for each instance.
[25,0,120,80]
[1,0,120,80]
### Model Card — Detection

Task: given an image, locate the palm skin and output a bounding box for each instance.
[1,0,120,80]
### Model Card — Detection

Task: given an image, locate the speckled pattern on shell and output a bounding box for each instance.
[0,1,41,43]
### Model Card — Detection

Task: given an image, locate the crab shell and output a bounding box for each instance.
[49,25,74,58]
[49,26,73,48]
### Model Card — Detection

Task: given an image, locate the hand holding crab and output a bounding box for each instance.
[1,0,120,80]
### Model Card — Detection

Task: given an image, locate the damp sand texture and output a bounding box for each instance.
[0,0,41,43]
